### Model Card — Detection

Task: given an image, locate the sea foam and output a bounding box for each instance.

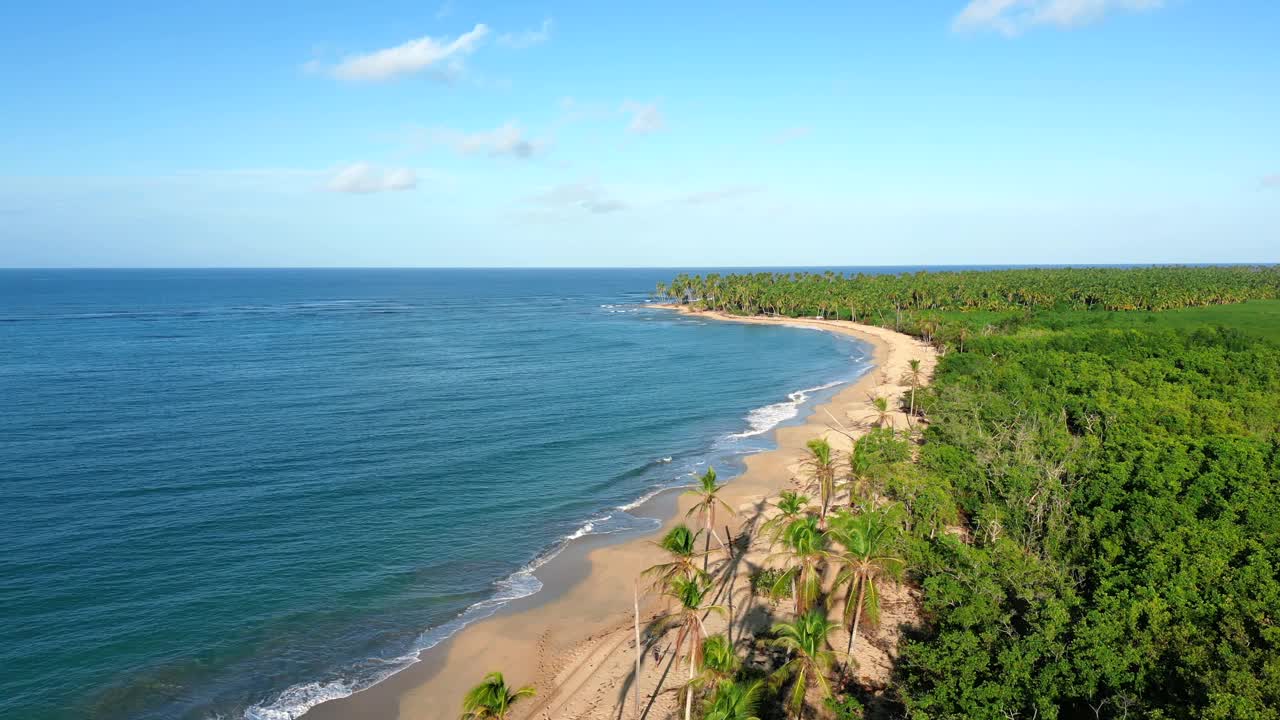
[726,380,847,439]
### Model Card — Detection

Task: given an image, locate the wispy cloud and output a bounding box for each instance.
[679,185,764,206]
[953,0,1163,36]
[325,163,417,193]
[414,122,548,159]
[621,101,666,135]
[1261,174,1280,189]
[322,24,489,82]
[771,126,813,144]
[531,182,627,214]
[498,19,553,49]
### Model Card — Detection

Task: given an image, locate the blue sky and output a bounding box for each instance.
[1,0,1276,267]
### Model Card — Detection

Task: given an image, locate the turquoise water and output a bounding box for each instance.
[0,269,871,720]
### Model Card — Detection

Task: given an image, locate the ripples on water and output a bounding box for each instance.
[0,269,871,720]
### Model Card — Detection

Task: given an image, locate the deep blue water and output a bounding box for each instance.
[0,269,873,720]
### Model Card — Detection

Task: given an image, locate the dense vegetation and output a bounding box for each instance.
[655,266,1280,720]
[657,266,1280,317]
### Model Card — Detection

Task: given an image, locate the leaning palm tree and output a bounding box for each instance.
[703,680,764,720]
[803,438,838,521]
[642,523,705,589]
[759,491,812,546]
[767,515,827,614]
[770,611,840,719]
[459,672,535,720]
[684,467,734,568]
[826,509,906,661]
[652,575,728,720]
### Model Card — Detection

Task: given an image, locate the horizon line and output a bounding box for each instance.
[3,261,1277,271]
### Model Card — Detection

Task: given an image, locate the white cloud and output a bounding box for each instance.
[327,24,489,81]
[325,163,418,193]
[1261,175,1280,189]
[621,101,666,135]
[952,0,1163,35]
[418,122,547,159]
[531,182,627,214]
[498,19,553,49]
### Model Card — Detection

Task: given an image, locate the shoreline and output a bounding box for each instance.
[302,306,932,720]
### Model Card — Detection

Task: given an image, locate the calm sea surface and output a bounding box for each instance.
[0,269,875,720]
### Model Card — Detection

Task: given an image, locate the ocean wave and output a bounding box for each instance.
[725,380,847,440]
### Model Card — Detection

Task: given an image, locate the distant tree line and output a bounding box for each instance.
[656,266,1280,319]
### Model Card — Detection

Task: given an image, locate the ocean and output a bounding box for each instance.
[0,269,873,720]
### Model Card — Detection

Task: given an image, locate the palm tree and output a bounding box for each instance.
[642,523,704,589]
[703,680,764,720]
[685,467,734,568]
[767,515,827,614]
[826,509,906,661]
[803,438,838,521]
[692,633,740,690]
[901,358,923,418]
[867,395,892,429]
[842,441,876,510]
[459,672,535,720]
[759,491,812,546]
[652,575,728,720]
[770,611,840,719]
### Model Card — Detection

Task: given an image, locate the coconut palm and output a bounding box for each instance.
[901,358,924,418]
[685,467,734,567]
[759,490,812,546]
[642,523,704,589]
[459,672,535,720]
[867,395,892,429]
[770,611,840,719]
[767,515,827,614]
[651,574,729,720]
[692,633,740,689]
[803,438,838,521]
[842,441,876,510]
[703,680,764,720]
[826,509,906,661]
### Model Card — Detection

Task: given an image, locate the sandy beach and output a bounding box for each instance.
[304,307,936,720]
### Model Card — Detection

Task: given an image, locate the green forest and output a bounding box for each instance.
[652,267,1280,720]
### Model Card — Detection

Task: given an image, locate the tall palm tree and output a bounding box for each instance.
[703,680,763,720]
[459,672,535,720]
[901,358,923,418]
[767,515,827,614]
[770,611,840,720]
[803,438,838,521]
[685,467,734,568]
[759,490,812,546]
[652,575,728,720]
[826,509,906,660]
[642,523,704,589]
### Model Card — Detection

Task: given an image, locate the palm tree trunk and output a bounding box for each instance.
[633,581,641,720]
[846,577,867,661]
[685,645,696,720]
